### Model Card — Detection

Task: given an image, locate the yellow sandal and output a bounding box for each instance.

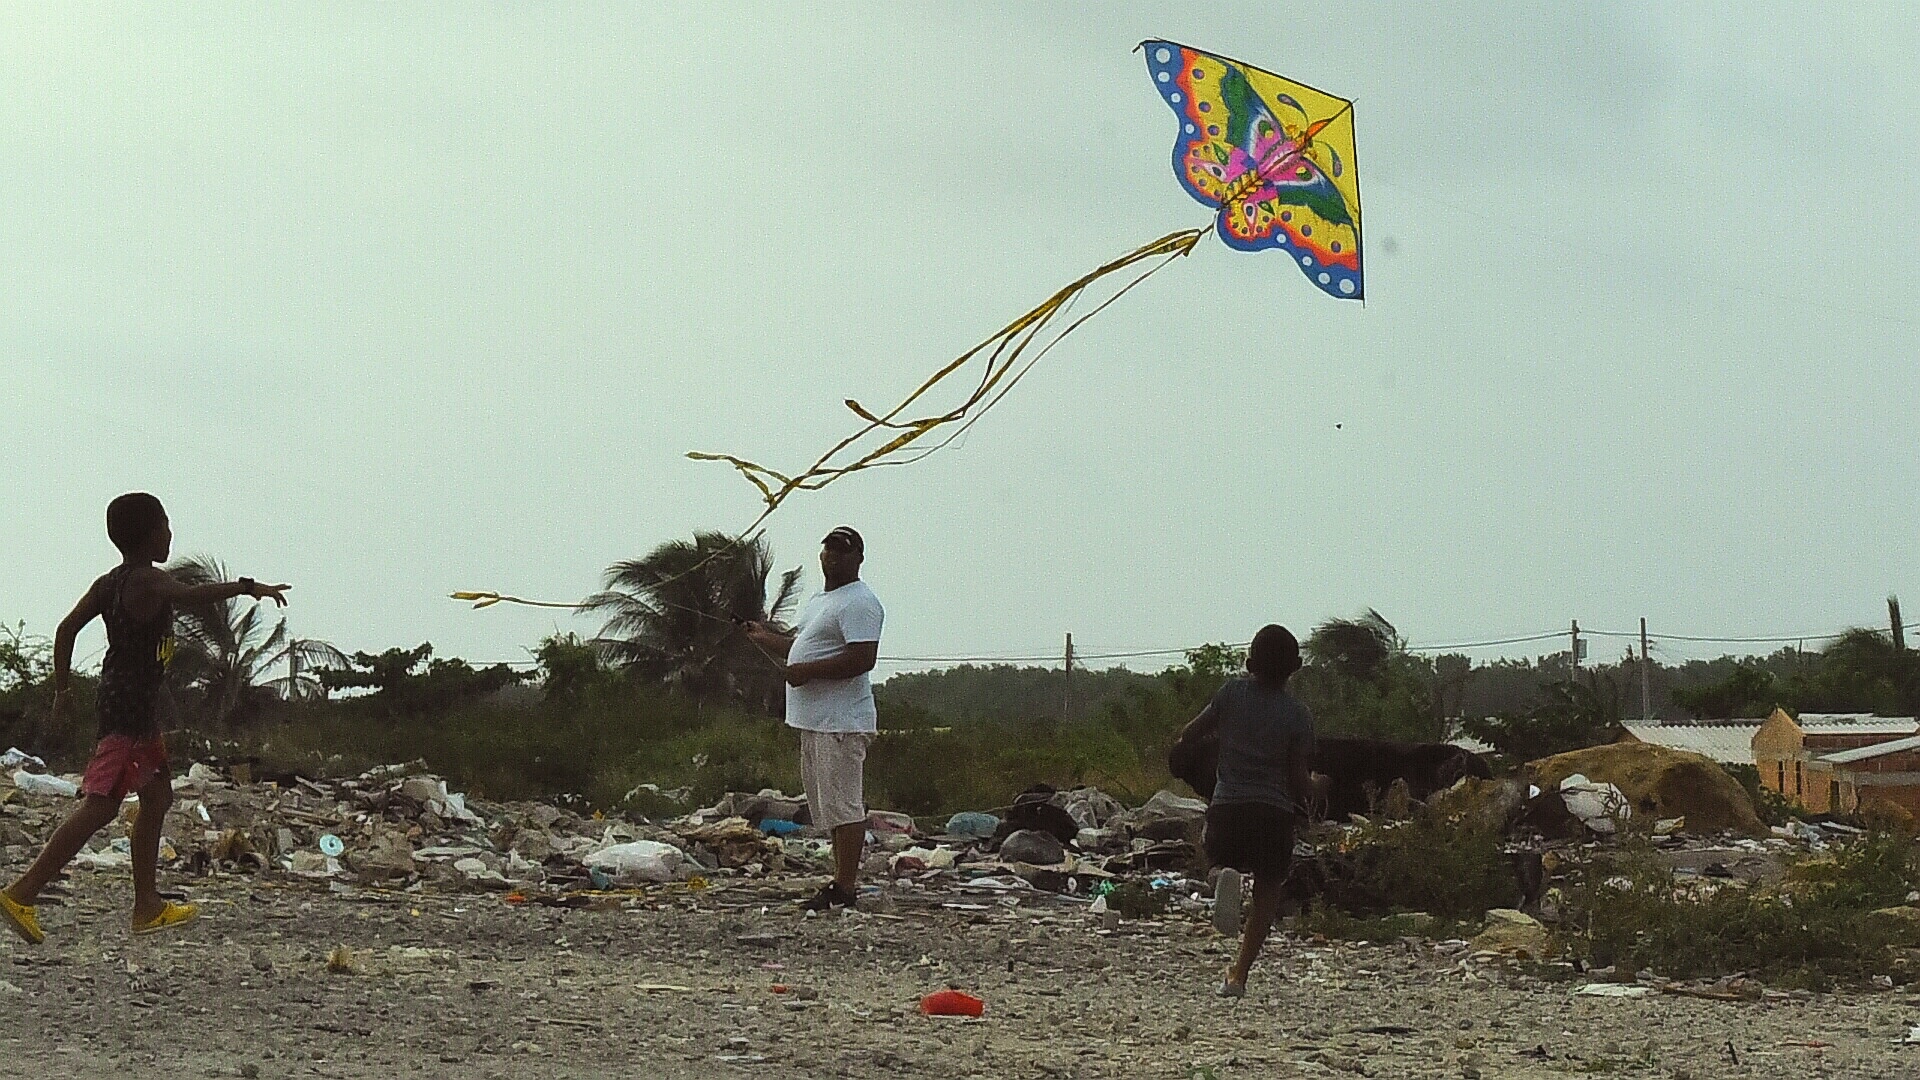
[0,891,44,945]
[132,900,198,936]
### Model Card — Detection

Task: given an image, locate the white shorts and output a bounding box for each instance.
[798,730,873,829]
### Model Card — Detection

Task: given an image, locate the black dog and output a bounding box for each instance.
[992,783,1082,846]
[1170,732,1487,820]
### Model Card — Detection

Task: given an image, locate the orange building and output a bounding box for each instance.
[1751,709,1920,813]
[1806,736,1920,818]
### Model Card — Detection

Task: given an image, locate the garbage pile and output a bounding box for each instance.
[0,737,1857,935]
[0,759,1224,906]
[0,758,770,894]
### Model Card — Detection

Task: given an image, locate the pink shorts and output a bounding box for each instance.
[80,735,169,800]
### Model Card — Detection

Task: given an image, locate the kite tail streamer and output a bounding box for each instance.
[449,591,586,610]
[688,227,1205,519]
[457,227,1204,614]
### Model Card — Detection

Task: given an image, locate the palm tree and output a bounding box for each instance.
[581,532,802,714]
[1306,609,1403,684]
[165,556,348,724]
[1813,627,1920,716]
[1432,652,1475,726]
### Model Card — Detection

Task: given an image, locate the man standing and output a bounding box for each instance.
[747,527,884,912]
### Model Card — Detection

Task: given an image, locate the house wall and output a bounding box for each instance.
[1751,709,1920,811]
[1838,774,1920,819]
[1752,710,1802,798]
[1811,752,1920,816]
[1803,734,1901,753]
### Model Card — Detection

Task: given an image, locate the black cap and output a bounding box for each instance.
[823,526,864,555]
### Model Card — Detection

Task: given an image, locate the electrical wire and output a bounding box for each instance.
[248,623,1920,673]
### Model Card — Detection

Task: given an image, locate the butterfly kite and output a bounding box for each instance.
[458,42,1361,611]
[1144,41,1362,299]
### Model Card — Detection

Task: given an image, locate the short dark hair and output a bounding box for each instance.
[107,492,166,555]
[1246,624,1301,685]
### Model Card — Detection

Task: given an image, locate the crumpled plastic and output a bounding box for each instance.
[585,840,686,884]
[1559,773,1630,834]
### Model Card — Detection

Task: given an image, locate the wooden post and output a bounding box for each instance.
[1062,633,1074,721]
[1640,617,1651,723]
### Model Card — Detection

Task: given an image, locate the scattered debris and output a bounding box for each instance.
[1575,983,1650,998]
[944,811,999,839]
[920,989,986,1017]
[998,828,1066,867]
[1470,909,1552,960]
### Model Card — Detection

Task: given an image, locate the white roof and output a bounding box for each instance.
[1820,734,1920,765]
[1623,723,1757,764]
[1797,714,1919,734]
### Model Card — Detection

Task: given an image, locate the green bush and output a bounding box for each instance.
[1296,807,1521,920]
[174,671,1192,820]
[1568,831,1919,987]
[1723,763,1805,826]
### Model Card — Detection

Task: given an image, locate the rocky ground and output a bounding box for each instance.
[3,870,1918,1080]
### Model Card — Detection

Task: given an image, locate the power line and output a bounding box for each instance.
[251,618,1920,668]
[1405,631,1567,652]
[1585,622,1920,646]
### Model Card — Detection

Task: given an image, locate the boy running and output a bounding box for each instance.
[1,493,289,942]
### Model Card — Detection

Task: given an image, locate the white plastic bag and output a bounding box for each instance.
[1558,773,1630,834]
[586,840,685,884]
[11,770,79,798]
[1,748,46,771]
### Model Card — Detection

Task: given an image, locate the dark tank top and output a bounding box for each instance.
[95,565,173,739]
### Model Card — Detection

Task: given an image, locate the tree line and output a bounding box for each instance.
[3,536,1914,798]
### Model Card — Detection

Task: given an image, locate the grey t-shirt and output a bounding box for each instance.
[1208,678,1315,808]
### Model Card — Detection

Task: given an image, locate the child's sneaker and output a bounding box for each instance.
[132,901,198,936]
[0,891,44,945]
[1211,867,1243,937]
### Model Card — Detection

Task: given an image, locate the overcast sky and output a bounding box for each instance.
[5,3,1916,678]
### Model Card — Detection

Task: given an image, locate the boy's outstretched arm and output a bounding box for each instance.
[138,566,290,608]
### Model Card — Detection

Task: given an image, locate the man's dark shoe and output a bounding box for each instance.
[800,882,858,913]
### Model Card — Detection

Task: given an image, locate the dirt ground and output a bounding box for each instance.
[4,871,1918,1080]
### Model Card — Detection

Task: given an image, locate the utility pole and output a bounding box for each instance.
[1062,633,1074,721]
[1570,620,1582,678]
[1892,595,1907,652]
[1640,617,1652,723]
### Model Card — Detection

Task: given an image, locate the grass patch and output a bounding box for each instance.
[165,680,1193,818]
[1566,830,1920,987]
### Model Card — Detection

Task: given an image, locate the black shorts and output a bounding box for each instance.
[1204,801,1297,879]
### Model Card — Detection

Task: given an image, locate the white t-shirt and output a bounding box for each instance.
[784,579,884,733]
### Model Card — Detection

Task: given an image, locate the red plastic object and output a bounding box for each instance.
[919,990,986,1017]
